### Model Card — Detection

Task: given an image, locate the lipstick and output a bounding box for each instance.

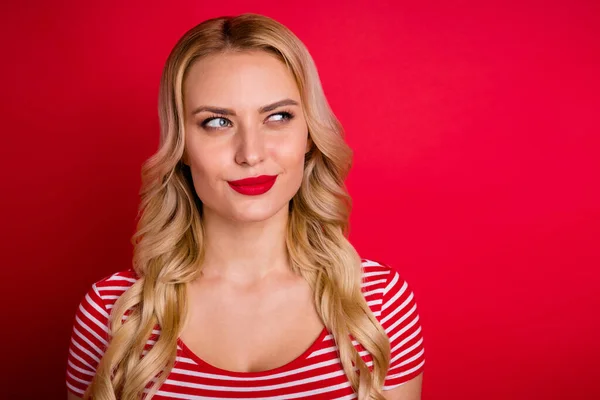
[227,174,277,196]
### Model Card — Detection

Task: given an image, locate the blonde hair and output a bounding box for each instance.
[86,13,391,400]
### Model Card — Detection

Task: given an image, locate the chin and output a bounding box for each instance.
[229,202,287,223]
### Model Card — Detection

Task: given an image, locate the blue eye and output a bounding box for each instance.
[201,116,231,129]
[268,111,294,122]
[200,111,295,130]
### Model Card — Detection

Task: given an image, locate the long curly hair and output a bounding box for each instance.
[85,13,391,400]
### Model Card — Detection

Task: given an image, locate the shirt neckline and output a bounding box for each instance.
[176,326,330,377]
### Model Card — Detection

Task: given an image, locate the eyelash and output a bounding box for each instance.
[200,110,295,130]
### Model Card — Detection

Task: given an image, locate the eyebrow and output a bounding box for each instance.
[191,98,299,116]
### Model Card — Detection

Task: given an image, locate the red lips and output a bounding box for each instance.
[227,175,278,196]
[228,175,277,186]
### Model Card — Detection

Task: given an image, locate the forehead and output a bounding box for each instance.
[183,50,300,111]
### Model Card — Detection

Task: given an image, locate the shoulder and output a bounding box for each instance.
[360,258,426,388]
[94,269,139,291]
[360,258,397,280]
[93,269,138,302]
[360,257,407,294]
[68,270,138,355]
[77,269,139,317]
[66,269,138,396]
[359,258,415,319]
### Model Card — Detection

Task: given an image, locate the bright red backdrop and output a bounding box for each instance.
[1,1,598,399]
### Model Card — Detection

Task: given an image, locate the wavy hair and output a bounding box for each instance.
[85,13,391,400]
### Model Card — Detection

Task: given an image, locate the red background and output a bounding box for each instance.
[1,1,598,399]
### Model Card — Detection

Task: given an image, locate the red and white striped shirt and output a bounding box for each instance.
[66,259,425,399]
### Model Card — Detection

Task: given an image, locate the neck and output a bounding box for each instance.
[199,204,291,284]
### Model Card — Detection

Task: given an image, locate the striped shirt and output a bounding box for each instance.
[66,259,425,399]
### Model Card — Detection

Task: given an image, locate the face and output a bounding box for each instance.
[182,50,310,223]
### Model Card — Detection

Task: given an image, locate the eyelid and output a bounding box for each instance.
[200,110,294,129]
[266,110,294,122]
[201,114,231,128]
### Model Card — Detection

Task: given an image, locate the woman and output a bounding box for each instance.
[66,13,425,400]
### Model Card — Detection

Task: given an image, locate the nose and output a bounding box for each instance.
[234,124,266,167]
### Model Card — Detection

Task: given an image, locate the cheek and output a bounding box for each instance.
[187,136,230,178]
[276,140,307,193]
[187,151,226,198]
[273,135,308,168]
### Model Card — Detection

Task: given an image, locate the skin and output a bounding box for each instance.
[67,50,422,400]
[179,49,325,377]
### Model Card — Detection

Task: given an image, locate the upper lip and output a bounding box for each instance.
[227,174,277,186]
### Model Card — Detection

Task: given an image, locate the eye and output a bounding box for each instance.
[199,110,295,130]
[267,111,295,123]
[201,116,232,129]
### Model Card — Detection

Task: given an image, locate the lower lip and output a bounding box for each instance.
[228,176,277,196]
